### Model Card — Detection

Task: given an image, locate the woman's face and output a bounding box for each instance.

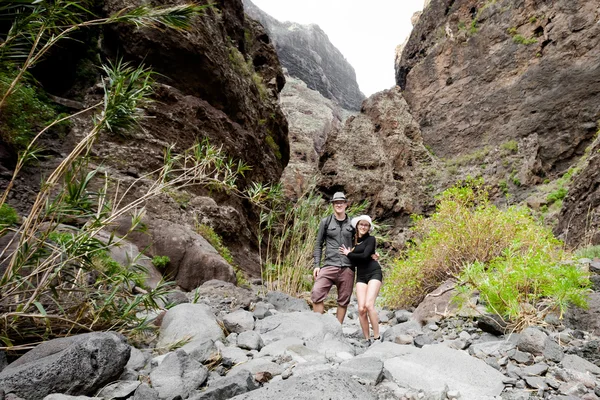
[357,220,371,236]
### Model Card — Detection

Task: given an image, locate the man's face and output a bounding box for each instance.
[332,200,347,213]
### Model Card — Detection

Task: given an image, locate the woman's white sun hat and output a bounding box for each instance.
[351,215,375,232]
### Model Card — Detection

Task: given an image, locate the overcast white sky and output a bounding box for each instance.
[251,0,425,97]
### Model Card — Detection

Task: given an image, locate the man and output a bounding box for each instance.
[311,192,355,324]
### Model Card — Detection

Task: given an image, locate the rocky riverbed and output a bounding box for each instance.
[0,279,599,400]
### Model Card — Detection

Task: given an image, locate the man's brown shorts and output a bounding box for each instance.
[311,266,355,306]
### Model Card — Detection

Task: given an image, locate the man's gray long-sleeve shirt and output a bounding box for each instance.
[313,214,354,268]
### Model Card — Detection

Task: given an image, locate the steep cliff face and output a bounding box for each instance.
[243,0,365,111]
[3,0,290,278]
[317,88,435,242]
[556,137,600,247]
[396,0,600,180]
[278,74,350,199]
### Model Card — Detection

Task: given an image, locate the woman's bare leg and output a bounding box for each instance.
[365,279,382,338]
[355,282,370,339]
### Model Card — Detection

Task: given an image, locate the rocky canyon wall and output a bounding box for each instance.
[396,0,600,179]
[243,0,365,111]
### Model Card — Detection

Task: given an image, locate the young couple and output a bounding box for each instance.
[311,192,383,342]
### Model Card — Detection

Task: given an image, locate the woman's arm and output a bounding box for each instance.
[346,237,376,261]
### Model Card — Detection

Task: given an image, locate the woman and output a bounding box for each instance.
[339,215,383,342]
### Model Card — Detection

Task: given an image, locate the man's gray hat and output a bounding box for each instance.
[330,192,347,202]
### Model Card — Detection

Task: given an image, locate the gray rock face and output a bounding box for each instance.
[229,369,376,399]
[157,303,224,349]
[149,350,208,399]
[338,357,384,385]
[277,74,350,198]
[243,0,364,111]
[317,88,434,221]
[396,0,600,179]
[0,333,130,400]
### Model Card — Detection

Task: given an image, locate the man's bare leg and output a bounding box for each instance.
[313,301,324,314]
[336,305,347,324]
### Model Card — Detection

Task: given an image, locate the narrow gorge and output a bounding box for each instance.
[0,0,599,399]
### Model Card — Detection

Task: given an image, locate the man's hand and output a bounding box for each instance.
[313,267,320,280]
[371,252,380,261]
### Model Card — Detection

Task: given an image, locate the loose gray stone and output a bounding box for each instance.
[394,334,414,345]
[125,347,149,371]
[190,370,258,400]
[228,358,284,377]
[237,331,264,351]
[265,291,310,312]
[157,304,224,349]
[413,334,433,348]
[229,369,376,399]
[543,335,564,363]
[223,310,255,334]
[382,320,423,342]
[522,363,549,376]
[259,338,304,357]
[470,340,515,359]
[339,357,383,385]
[394,310,412,323]
[510,349,534,365]
[97,381,140,399]
[561,354,600,375]
[181,339,219,364]
[0,332,130,400]
[43,396,102,400]
[252,302,273,320]
[132,383,159,400]
[525,376,547,390]
[221,346,249,367]
[517,327,547,356]
[149,349,208,399]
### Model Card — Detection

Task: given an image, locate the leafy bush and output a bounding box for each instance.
[0,67,64,147]
[501,140,518,153]
[513,34,537,45]
[546,187,567,205]
[152,255,170,269]
[382,178,590,330]
[0,204,18,227]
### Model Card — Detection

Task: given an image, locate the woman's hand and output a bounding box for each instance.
[339,245,351,256]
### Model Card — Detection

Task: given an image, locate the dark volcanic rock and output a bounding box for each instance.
[555,138,600,247]
[0,333,130,400]
[396,0,600,179]
[243,0,365,111]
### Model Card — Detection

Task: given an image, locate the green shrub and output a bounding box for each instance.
[498,179,508,194]
[152,255,170,269]
[0,67,64,148]
[265,132,282,160]
[0,204,18,227]
[546,187,567,204]
[513,34,537,45]
[501,140,519,153]
[382,178,589,330]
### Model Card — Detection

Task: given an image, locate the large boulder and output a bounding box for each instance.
[0,333,130,400]
[157,303,224,349]
[149,350,208,399]
[229,369,376,400]
[114,218,236,291]
[383,344,506,399]
[254,312,343,346]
